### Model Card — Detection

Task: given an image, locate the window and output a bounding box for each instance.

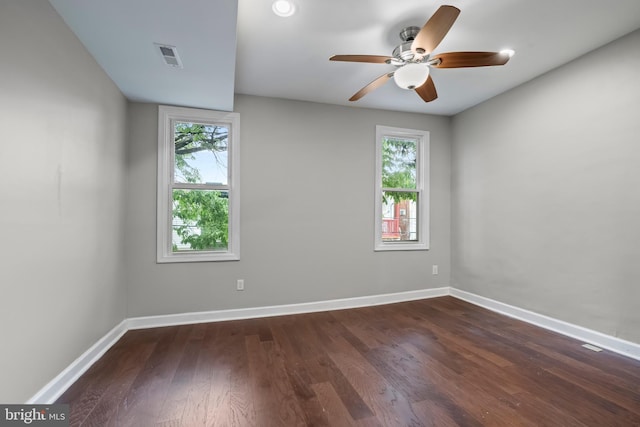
[375,125,429,251]
[157,106,240,262]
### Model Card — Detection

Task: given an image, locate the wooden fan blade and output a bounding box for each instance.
[349,73,392,101]
[432,51,511,68]
[330,55,393,64]
[411,5,460,55]
[415,75,438,103]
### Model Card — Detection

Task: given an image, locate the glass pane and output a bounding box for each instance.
[172,189,229,252]
[382,137,417,189]
[174,121,228,185]
[381,191,418,241]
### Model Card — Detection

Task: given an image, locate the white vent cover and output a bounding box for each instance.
[155,43,183,68]
[582,343,603,352]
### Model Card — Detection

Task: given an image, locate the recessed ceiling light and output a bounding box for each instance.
[501,49,516,58]
[272,0,296,17]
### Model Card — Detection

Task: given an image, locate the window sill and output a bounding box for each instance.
[157,252,240,263]
[374,242,429,252]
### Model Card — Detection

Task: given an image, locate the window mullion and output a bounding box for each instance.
[381,187,420,193]
[172,183,229,191]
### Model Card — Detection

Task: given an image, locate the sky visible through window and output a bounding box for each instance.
[174,121,228,185]
[188,150,228,185]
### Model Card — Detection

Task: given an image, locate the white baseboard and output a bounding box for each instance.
[450,287,640,362]
[27,287,448,403]
[29,285,640,403]
[27,320,128,404]
[127,287,450,330]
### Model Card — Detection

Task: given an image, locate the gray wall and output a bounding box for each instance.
[451,29,640,343]
[0,1,128,402]
[7,0,638,404]
[124,95,451,317]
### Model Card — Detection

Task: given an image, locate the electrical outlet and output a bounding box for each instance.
[236,279,244,291]
[432,265,438,275]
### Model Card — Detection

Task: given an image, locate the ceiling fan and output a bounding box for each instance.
[330,5,512,103]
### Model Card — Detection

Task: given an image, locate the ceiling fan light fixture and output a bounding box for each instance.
[394,63,429,90]
[329,6,511,103]
[272,0,296,17]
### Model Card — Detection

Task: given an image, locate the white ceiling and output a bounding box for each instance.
[48,0,238,112]
[50,0,640,116]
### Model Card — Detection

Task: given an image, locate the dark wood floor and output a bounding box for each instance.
[56,296,640,426]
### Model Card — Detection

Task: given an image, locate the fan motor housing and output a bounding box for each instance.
[393,26,423,62]
[399,26,421,42]
[393,42,415,61]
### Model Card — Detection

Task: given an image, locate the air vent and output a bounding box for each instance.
[582,343,603,352]
[155,43,183,68]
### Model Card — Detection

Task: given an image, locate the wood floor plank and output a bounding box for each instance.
[210,319,257,427]
[402,303,514,368]
[411,398,464,427]
[326,335,424,426]
[432,309,640,424]
[412,300,640,425]
[155,326,206,424]
[110,326,186,427]
[313,353,374,420]
[432,304,635,425]
[400,340,544,427]
[262,338,308,425]
[509,321,640,386]
[245,334,307,426]
[82,338,157,426]
[406,330,587,426]
[56,297,640,426]
[180,325,221,427]
[58,330,159,424]
[311,382,361,427]
[58,344,127,426]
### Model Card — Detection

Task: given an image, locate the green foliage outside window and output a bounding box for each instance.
[172,190,228,251]
[172,123,229,252]
[382,137,417,203]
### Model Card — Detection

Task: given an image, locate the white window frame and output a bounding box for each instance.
[374,125,429,251]
[157,105,240,263]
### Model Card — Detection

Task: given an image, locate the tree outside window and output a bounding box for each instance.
[172,122,229,252]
